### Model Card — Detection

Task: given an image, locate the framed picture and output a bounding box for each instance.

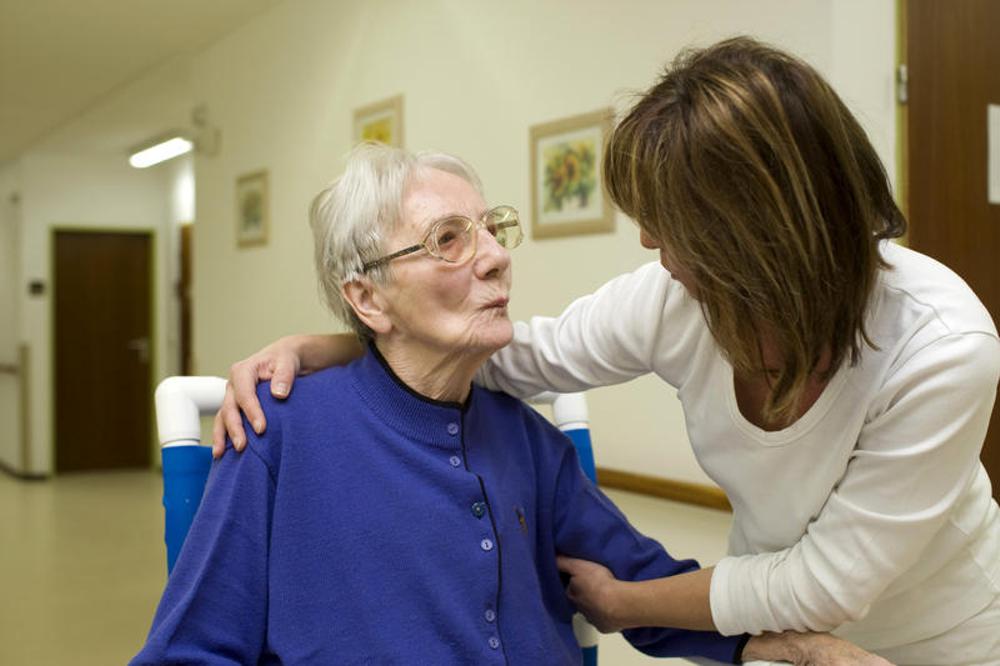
[353,95,404,148]
[236,170,269,247]
[530,109,615,239]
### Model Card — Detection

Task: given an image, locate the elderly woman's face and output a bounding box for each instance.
[376,168,513,355]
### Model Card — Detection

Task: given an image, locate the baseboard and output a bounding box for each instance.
[0,457,731,505]
[0,457,47,481]
[596,467,732,512]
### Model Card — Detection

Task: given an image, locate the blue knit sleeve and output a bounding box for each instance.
[548,433,745,663]
[130,438,277,664]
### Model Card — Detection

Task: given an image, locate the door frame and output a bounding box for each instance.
[0,192,26,475]
[896,0,908,223]
[49,226,159,472]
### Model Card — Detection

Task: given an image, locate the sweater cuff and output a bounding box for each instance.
[710,556,745,636]
[731,633,752,664]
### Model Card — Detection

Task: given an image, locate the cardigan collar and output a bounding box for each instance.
[350,344,476,448]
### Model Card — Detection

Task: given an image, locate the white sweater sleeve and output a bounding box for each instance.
[709,331,1000,635]
[477,262,695,398]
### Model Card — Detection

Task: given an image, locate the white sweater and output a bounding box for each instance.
[479,242,1000,658]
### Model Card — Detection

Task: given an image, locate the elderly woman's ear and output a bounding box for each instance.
[342,279,392,335]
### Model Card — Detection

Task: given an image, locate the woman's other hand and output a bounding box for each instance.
[557,554,893,665]
[556,555,627,633]
[743,631,895,665]
[211,336,304,458]
[558,553,717,631]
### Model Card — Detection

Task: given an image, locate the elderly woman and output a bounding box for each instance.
[217,37,1000,664]
[132,144,877,664]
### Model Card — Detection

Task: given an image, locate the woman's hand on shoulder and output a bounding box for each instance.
[211,336,305,458]
[211,333,365,458]
[743,631,894,665]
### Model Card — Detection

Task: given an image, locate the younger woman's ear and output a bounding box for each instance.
[342,279,392,335]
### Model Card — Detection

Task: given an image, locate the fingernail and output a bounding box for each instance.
[253,420,264,434]
[234,436,245,449]
[274,382,289,397]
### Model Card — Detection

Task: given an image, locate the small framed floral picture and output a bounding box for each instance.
[236,170,269,248]
[530,109,614,239]
[353,95,404,148]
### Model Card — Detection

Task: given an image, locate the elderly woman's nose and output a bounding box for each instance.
[474,227,510,275]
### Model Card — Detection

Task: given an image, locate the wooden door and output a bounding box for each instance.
[54,231,152,471]
[906,0,1000,499]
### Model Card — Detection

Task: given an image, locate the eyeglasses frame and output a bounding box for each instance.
[360,205,521,273]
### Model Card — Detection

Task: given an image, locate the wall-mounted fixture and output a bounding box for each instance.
[128,105,220,169]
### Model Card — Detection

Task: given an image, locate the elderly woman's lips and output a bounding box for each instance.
[485,297,509,309]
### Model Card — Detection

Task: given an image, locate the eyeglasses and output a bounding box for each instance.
[361,205,522,273]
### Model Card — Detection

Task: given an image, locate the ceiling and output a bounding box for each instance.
[0,0,284,165]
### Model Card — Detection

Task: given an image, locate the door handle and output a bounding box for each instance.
[127,337,150,364]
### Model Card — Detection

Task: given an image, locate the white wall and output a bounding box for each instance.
[3,0,897,483]
[188,0,896,485]
[830,0,898,187]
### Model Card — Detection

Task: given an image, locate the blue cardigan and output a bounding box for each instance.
[133,349,746,664]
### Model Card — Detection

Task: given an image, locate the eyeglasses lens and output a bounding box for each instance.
[432,218,474,263]
[429,208,522,264]
[489,208,522,249]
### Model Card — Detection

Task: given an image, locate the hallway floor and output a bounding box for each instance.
[0,469,731,665]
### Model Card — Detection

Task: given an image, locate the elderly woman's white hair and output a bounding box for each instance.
[310,142,484,339]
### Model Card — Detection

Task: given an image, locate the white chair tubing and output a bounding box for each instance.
[155,376,226,447]
[531,392,589,431]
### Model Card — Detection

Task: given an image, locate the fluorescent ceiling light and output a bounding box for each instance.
[129,136,193,168]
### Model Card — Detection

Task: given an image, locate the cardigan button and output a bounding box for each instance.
[488,636,500,650]
[471,501,486,518]
[480,538,494,552]
[449,455,461,467]
[447,422,460,436]
[484,608,496,623]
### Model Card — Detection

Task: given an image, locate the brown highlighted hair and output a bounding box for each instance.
[605,36,905,424]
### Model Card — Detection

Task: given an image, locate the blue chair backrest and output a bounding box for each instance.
[160,445,213,572]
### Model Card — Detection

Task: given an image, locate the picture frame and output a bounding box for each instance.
[530,109,615,239]
[353,95,404,148]
[236,170,269,248]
